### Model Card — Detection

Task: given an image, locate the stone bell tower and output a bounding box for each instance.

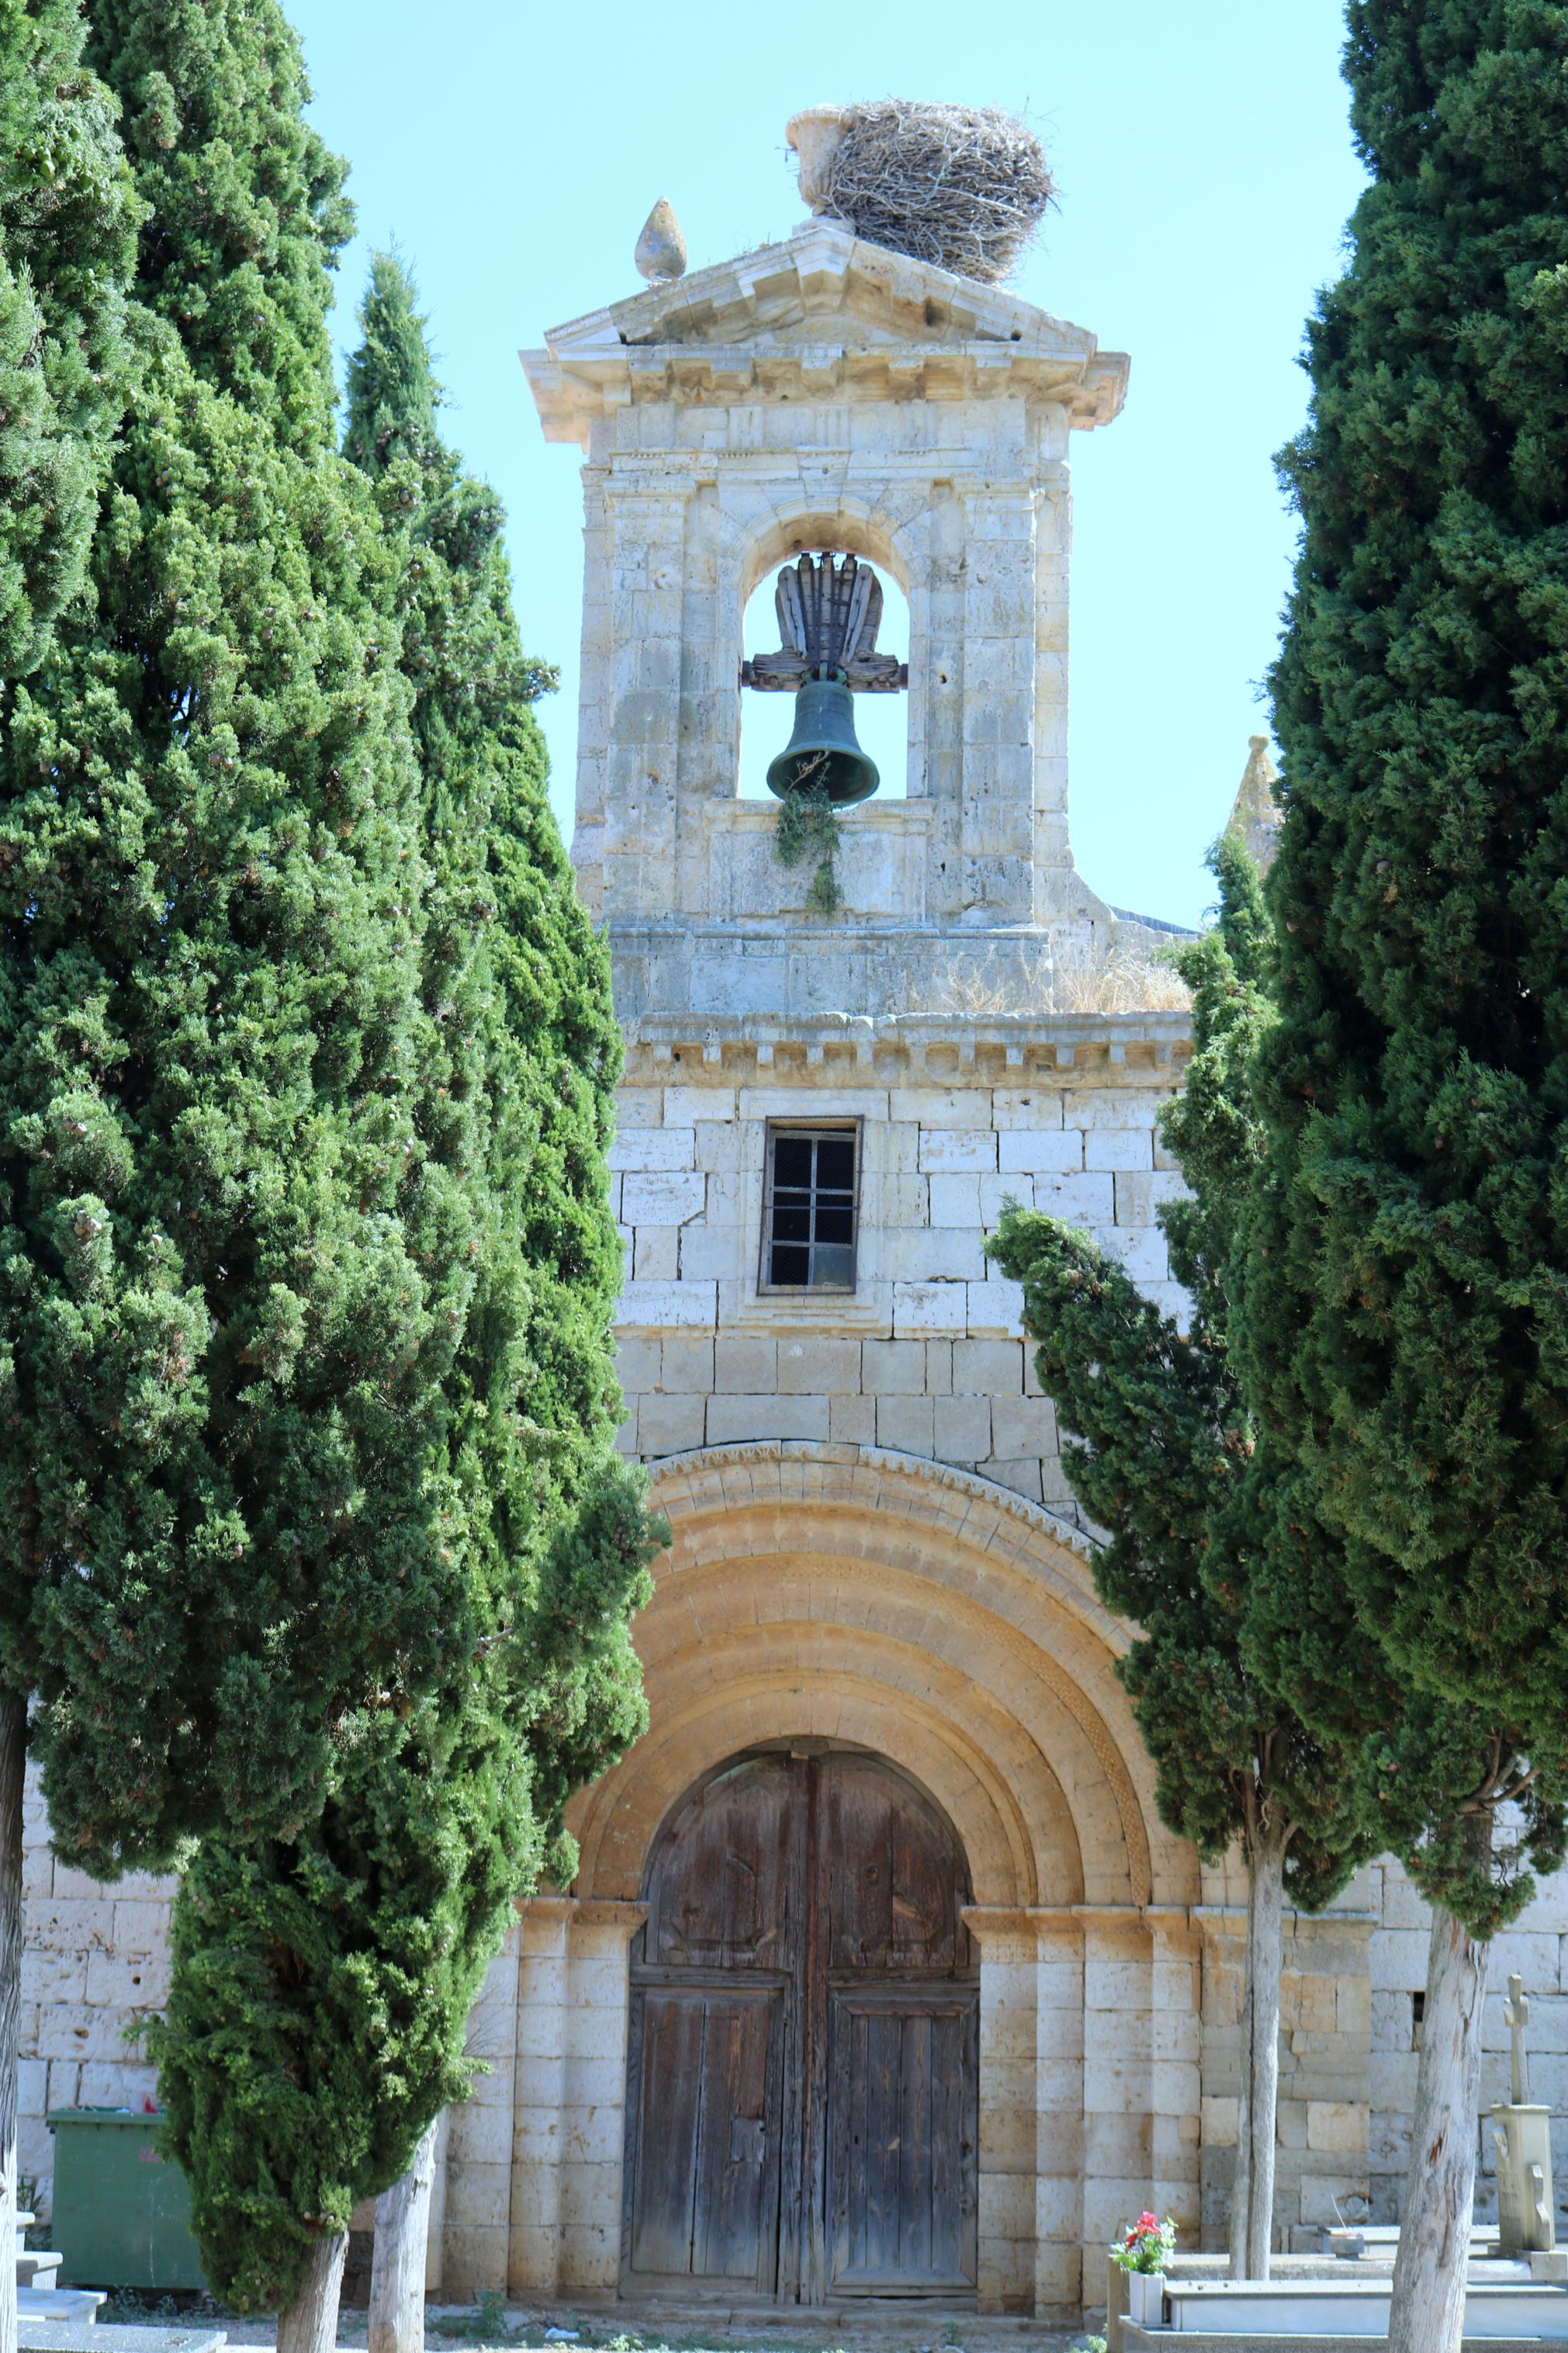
[524,214,1154,1025]
[506,170,1206,2327]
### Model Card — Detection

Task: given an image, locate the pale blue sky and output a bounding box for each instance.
[288,0,1365,930]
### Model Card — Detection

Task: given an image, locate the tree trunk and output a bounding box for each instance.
[1387,1899,1488,2353]
[368,2120,438,2353]
[0,1692,23,2353]
[1244,1824,1285,2279]
[1230,1952,1252,2279]
[1237,1821,1286,2280]
[277,2230,348,2353]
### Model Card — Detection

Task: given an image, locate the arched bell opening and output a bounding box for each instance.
[738,562,912,802]
[621,1741,979,2306]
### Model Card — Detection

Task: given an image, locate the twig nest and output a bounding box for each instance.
[789,101,1052,284]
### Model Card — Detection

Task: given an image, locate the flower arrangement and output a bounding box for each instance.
[1110,2211,1176,2275]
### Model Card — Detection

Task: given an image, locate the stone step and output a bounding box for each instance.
[1127,2331,1561,2353]
[19,2283,107,2326]
[17,2253,63,2290]
[1161,2275,1568,2339]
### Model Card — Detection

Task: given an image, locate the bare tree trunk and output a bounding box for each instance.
[1387,1898,1488,2353]
[1229,1939,1253,2279]
[368,2120,438,2353]
[277,2230,348,2353]
[0,1693,23,2353]
[1243,1823,1285,2281]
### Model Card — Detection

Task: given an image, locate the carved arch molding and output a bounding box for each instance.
[568,1442,1184,1911]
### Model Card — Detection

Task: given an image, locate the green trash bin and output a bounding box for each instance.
[47,2108,206,2291]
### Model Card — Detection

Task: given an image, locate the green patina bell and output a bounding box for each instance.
[766,668,879,804]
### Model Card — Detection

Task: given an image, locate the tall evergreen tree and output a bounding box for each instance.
[0,47,501,2353]
[989,838,1377,2278]
[0,0,137,674]
[0,18,139,2341]
[1239,7,1568,2342]
[151,258,658,2353]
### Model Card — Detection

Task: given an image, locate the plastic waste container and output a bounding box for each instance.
[47,2107,206,2290]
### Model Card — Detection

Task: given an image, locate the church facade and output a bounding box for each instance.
[16,217,1568,2329]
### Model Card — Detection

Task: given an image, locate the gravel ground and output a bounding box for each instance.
[98,2298,1104,2353]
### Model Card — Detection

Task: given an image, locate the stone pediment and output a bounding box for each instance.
[523,220,1128,445]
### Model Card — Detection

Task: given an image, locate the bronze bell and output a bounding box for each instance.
[765,668,879,805]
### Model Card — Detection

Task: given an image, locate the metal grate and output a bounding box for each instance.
[762,1127,859,1291]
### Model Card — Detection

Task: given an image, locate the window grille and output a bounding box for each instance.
[761,1125,859,1291]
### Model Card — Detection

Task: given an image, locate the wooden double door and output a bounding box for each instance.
[621,1746,978,2303]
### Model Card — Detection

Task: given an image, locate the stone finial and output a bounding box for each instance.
[1227,733,1282,876]
[635,197,687,286]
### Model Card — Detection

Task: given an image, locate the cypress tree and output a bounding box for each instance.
[0,47,491,2337]
[150,258,658,2350]
[0,0,139,677]
[1238,9,1568,2339]
[0,14,138,2336]
[989,838,1376,2278]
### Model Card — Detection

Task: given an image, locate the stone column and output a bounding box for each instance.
[559,1901,647,2294]
[957,480,1036,927]
[441,1916,522,2296]
[1030,1907,1087,2323]
[1147,1908,1203,2240]
[599,482,691,925]
[507,1896,577,2297]
[1076,1907,1154,2289]
[1029,418,1075,917]
[1194,1905,1245,2251]
[963,1907,1040,2312]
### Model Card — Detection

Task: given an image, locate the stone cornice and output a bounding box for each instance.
[523,223,1129,448]
[621,1005,1192,1080]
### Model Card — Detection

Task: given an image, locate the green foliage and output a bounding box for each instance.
[774,781,843,915]
[0,13,479,1877]
[988,845,1372,1908]
[151,255,660,2314]
[1237,0,1568,1919]
[0,0,138,676]
[82,0,351,446]
[153,1460,660,2311]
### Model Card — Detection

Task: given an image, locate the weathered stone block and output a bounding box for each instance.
[607,1126,694,1172]
[919,1126,1000,1174]
[999,1128,1085,1174]
[776,1336,860,1393]
[877,1394,935,1455]
[618,1278,715,1329]
[954,1339,1025,1395]
[1082,1128,1154,1173]
[621,1170,705,1225]
[864,1339,926,1394]
[894,1280,969,1335]
[707,1394,829,1445]
[636,1392,706,1457]
[715,1335,777,1393]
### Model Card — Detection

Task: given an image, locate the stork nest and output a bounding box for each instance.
[815,102,1053,285]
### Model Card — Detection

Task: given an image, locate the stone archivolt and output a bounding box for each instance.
[570,1440,1172,1915]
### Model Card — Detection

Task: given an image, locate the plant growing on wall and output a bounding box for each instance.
[148,253,663,2353]
[989,835,1379,2281]
[1236,3,1568,2344]
[774,778,843,914]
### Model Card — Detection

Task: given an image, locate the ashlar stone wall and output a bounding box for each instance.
[608,1028,1189,1514]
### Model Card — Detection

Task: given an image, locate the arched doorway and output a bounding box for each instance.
[621,1742,978,2304]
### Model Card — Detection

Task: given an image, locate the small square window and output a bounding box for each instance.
[760,1125,860,1293]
